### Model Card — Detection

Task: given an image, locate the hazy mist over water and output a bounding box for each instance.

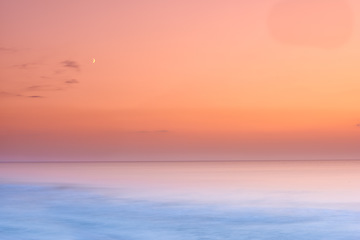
[1,161,360,239]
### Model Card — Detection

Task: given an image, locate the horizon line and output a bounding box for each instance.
[1,159,360,163]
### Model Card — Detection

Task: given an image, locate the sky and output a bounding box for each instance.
[1,0,360,161]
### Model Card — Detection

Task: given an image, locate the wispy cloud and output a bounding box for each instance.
[27,95,44,98]
[27,85,63,91]
[61,60,80,71]
[356,124,360,128]
[156,130,169,133]
[12,63,34,69]
[4,58,82,99]
[0,47,16,53]
[136,130,169,134]
[65,79,79,84]
[0,91,44,99]
[0,91,23,97]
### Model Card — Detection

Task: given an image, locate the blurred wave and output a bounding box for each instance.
[1,184,360,240]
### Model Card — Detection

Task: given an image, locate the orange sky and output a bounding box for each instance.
[1,0,360,161]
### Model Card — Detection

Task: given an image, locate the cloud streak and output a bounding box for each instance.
[27,95,44,98]
[3,58,82,100]
[27,85,63,91]
[65,79,79,84]
[61,60,80,71]
[0,47,16,53]
[12,63,35,69]
[0,91,44,99]
[135,130,169,134]
[0,91,23,97]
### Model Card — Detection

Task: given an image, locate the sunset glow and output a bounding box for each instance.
[1,0,360,161]
[2,2,360,239]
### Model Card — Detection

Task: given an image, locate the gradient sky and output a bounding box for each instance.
[1,0,360,161]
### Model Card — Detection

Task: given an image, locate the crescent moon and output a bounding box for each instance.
[92,58,95,64]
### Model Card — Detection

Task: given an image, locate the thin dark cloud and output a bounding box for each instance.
[0,47,16,53]
[27,85,63,91]
[0,91,23,97]
[65,79,79,84]
[0,91,44,99]
[136,131,150,133]
[136,130,169,134]
[27,95,44,98]
[12,63,31,69]
[156,130,169,133]
[356,124,360,128]
[61,60,80,71]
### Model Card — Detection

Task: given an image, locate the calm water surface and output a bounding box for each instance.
[1,161,360,239]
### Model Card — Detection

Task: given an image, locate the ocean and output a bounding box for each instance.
[1,161,359,239]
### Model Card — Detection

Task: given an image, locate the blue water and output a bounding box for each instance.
[1,184,359,240]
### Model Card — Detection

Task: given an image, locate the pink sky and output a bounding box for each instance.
[1,0,360,161]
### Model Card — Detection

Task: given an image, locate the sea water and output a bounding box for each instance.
[1,161,360,239]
